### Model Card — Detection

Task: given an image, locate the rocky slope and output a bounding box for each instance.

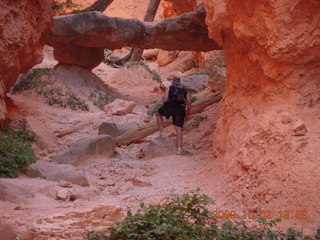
[170,0,320,229]
[0,0,52,121]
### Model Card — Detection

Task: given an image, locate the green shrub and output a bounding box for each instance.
[11,68,53,93]
[191,96,199,103]
[183,59,196,72]
[97,188,217,240]
[90,89,115,110]
[187,71,205,77]
[88,189,317,240]
[12,68,89,111]
[0,122,36,178]
[186,114,207,131]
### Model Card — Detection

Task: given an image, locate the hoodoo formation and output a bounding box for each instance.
[0,0,52,121]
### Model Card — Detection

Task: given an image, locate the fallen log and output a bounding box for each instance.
[116,92,222,146]
[54,122,90,138]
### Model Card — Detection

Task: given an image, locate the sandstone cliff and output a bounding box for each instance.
[170,0,320,227]
[0,0,52,120]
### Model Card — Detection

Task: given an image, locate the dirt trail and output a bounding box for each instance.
[0,42,231,238]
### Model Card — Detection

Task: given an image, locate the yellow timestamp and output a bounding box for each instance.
[212,210,308,220]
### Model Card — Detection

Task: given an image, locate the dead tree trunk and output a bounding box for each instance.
[130,0,161,62]
[116,92,223,146]
[84,0,114,12]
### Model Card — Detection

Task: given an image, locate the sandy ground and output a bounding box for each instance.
[0,43,231,237]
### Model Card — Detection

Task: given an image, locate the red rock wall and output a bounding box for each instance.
[0,0,52,120]
[171,0,320,231]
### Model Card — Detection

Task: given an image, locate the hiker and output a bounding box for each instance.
[156,76,191,155]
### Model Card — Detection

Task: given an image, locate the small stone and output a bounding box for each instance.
[56,189,72,201]
[58,180,73,188]
[14,205,22,210]
[106,180,116,186]
[293,130,307,136]
[293,119,307,132]
[292,119,307,136]
[131,178,152,187]
[281,112,292,124]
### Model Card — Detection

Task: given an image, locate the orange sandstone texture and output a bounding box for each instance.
[172,0,320,231]
[0,0,52,120]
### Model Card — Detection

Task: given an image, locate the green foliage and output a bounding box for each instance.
[191,96,199,103]
[12,68,53,93]
[187,71,205,77]
[88,230,108,240]
[12,68,89,111]
[51,0,78,11]
[0,122,36,178]
[315,229,320,239]
[88,189,316,240]
[186,114,207,131]
[102,188,217,240]
[183,59,196,72]
[126,62,162,83]
[90,89,115,110]
[147,103,163,117]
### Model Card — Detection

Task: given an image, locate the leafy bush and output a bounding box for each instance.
[12,68,89,111]
[186,114,207,131]
[90,188,217,240]
[88,189,317,240]
[0,123,36,178]
[12,68,53,93]
[183,59,196,72]
[90,89,115,110]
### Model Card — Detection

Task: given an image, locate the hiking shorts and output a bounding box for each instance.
[158,102,186,128]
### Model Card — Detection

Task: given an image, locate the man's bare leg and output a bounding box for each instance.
[156,112,165,138]
[175,126,184,154]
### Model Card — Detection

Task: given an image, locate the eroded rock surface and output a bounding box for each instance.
[171,0,320,227]
[18,205,126,240]
[47,5,221,68]
[0,0,52,120]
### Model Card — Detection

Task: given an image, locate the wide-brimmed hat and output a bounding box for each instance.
[172,77,181,84]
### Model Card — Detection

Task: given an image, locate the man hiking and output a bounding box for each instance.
[156,77,191,155]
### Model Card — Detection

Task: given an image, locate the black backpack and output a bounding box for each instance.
[171,84,186,104]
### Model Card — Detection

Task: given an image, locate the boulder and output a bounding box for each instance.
[157,50,179,66]
[144,139,177,159]
[142,49,160,60]
[25,162,89,187]
[181,74,209,91]
[53,135,116,165]
[52,42,104,70]
[107,99,136,115]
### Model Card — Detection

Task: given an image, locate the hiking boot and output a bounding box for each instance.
[156,132,166,139]
[176,147,185,155]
